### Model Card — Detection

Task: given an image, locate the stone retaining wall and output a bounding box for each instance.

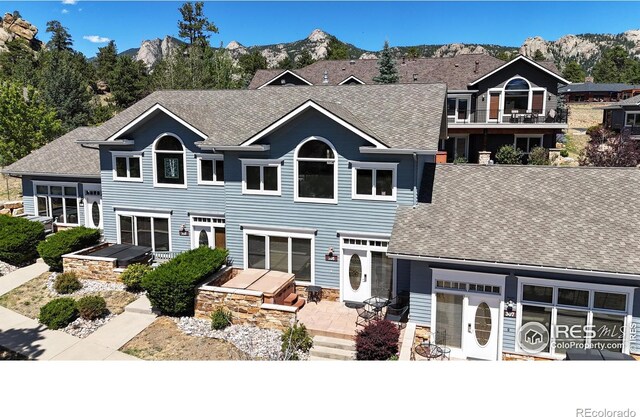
[0,200,23,216]
[295,285,340,302]
[62,243,121,282]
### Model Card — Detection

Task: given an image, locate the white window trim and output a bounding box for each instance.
[447,94,472,123]
[338,75,366,85]
[350,161,397,201]
[256,70,313,89]
[625,111,640,127]
[487,78,547,123]
[111,151,143,182]
[515,277,635,358]
[152,133,188,189]
[241,159,282,196]
[33,181,80,226]
[294,136,339,204]
[514,134,544,154]
[196,154,224,186]
[242,227,315,285]
[190,215,225,249]
[115,209,172,252]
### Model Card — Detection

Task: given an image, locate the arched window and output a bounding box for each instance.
[503,77,530,113]
[295,137,337,202]
[154,135,186,186]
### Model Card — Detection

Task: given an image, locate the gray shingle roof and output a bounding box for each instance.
[249,55,562,90]
[614,94,640,106]
[83,84,448,150]
[559,82,640,94]
[2,127,100,178]
[389,164,640,276]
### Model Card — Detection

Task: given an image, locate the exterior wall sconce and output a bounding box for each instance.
[481,94,486,101]
[325,247,338,262]
[178,224,189,236]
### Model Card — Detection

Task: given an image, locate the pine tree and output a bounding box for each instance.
[95,40,118,83]
[0,39,37,85]
[372,41,398,84]
[46,20,73,52]
[238,50,267,85]
[177,1,218,48]
[109,55,149,108]
[406,46,420,59]
[533,49,545,61]
[295,50,315,68]
[593,46,631,83]
[278,55,293,70]
[0,80,62,165]
[562,61,586,83]
[326,36,349,60]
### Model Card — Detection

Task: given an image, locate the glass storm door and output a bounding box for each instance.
[465,294,500,360]
[342,249,371,302]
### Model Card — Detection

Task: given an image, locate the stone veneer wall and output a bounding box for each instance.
[295,285,340,302]
[62,242,121,282]
[0,200,23,216]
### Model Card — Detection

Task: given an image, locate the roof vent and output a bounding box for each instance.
[413,73,418,82]
[474,60,479,73]
[323,70,329,84]
[454,64,459,67]
[342,67,346,71]
[280,78,286,85]
[402,56,406,64]
[349,60,355,65]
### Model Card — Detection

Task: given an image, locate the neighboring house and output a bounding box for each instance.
[250,55,570,163]
[600,94,640,139]
[559,82,640,103]
[5,83,640,361]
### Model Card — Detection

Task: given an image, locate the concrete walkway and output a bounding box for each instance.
[0,262,156,360]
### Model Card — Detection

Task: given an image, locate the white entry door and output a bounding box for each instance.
[464,294,500,360]
[342,249,371,302]
[193,225,213,248]
[84,189,102,229]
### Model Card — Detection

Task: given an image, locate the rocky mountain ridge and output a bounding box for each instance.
[0,13,42,52]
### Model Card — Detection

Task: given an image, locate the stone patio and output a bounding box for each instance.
[297,300,359,340]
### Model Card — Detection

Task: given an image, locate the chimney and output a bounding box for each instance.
[585,76,594,83]
[474,60,479,73]
[323,70,329,84]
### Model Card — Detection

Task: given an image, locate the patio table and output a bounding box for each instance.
[306,285,322,303]
[415,342,443,361]
[364,297,390,318]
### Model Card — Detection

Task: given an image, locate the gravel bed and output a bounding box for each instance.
[175,317,306,360]
[47,272,128,296]
[0,261,18,278]
[62,314,116,338]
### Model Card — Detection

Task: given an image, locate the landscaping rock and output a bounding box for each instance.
[63,313,115,338]
[175,317,290,360]
[47,272,128,296]
[0,260,17,277]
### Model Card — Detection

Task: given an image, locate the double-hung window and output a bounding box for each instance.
[351,161,397,201]
[197,155,224,185]
[242,159,280,195]
[34,182,79,224]
[112,152,142,181]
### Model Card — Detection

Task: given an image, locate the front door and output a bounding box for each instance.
[193,225,213,248]
[342,249,371,302]
[84,190,102,229]
[464,294,500,360]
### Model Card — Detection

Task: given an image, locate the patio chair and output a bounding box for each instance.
[385,292,409,327]
[355,303,377,327]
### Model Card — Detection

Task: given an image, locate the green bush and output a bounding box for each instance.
[142,246,228,316]
[54,272,82,294]
[39,298,78,330]
[560,149,569,158]
[453,157,468,164]
[37,226,101,271]
[528,146,550,165]
[0,216,46,266]
[210,306,232,330]
[495,145,523,165]
[281,323,313,360]
[76,295,107,320]
[120,263,151,293]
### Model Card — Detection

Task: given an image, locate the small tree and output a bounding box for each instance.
[528,146,550,165]
[580,127,640,167]
[533,49,545,61]
[373,41,399,84]
[238,50,267,85]
[281,323,313,360]
[355,320,400,360]
[295,50,315,68]
[495,145,523,165]
[562,60,586,83]
[46,20,73,52]
[406,46,420,59]
[177,1,218,48]
[326,36,349,60]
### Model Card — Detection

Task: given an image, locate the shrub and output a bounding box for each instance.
[210,306,232,330]
[495,145,523,165]
[560,149,569,158]
[37,226,101,271]
[39,298,78,329]
[528,146,550,165]
[355,320,400,360]
[281,323,313,360]
[54,272,82,294]
[141,246,228,316]
[0,216,46,266]
[120,263,151,293]
[76,295,107,320]
[453,157,467,164]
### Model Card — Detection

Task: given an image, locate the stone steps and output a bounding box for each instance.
[309,335,356,360]
[283,292,306,309]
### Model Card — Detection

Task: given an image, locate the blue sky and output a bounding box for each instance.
[5,1,640,57]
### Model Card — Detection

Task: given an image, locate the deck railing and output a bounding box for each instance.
[152,251,183,263]
[448,108,568,125]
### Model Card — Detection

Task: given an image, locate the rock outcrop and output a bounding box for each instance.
[0,12,41,52]
[135,35,182,68]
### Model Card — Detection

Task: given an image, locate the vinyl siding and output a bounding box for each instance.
[502,317,517,353]
[223,109,417,289]
[100,113,226,251]
[408,260,432,325]
[631,316,640,354]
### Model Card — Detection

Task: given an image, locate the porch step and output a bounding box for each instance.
[308,335,356,360]
[292,298,306,309]
[283,293,298,306]
[313,335,356,351]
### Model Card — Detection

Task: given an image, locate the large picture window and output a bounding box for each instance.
[154,135,186,187]
[295,138,337,203]
[245,231,313,282]
[504,78,530,113]
[34,183,79,224]
[118,213,170,251]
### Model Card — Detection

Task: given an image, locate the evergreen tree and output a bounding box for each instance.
[45,20,73,52]
[295,50,315,68]
[326,36,349,60]
[0,80,63,165]
[95,40,118,82]
[592,46,631,83]
[177,1,218,48]
[533,49,545,61]
[0,39,38,85]
[406,46,420,59]
[372,41,398,84]
[562,61,586,83]
[238,50,267,85]
[496,51,513,61]
[109,55,149,108]
[278,55,293,70]
[623,59,640,84]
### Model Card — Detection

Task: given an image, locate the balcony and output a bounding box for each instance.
[448,109,568,126]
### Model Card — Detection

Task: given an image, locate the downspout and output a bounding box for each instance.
[413,152,418,207]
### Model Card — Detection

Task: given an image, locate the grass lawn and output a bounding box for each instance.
[120,316,248,360]
[0,273,137,319]
[0,173,21,204]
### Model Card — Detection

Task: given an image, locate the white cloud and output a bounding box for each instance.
[61,0,77,5]
[61,9,69,14]
[83,35,110,43]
